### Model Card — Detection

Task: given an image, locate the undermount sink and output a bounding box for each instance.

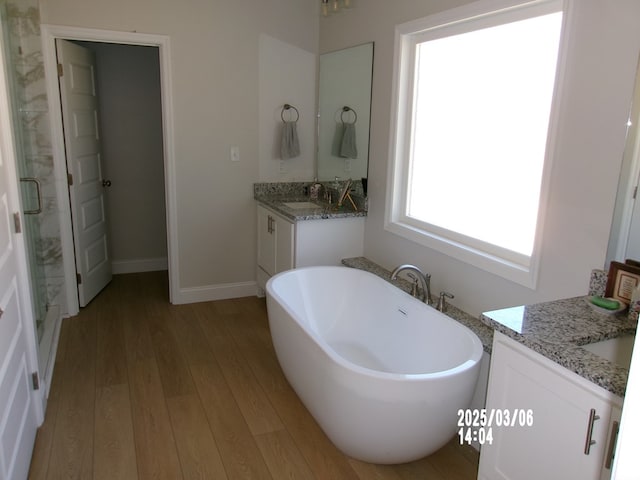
[582,335,635,369]
[282,201,323,209]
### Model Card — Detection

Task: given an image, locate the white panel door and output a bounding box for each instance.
[56,39,111,307]
[0,71,39,480]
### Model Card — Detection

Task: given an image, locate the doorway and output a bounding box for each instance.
[76,41,168,277]
[57,39,167,306]
[41,25,178,316]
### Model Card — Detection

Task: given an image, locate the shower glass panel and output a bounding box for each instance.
[1,0,63,372]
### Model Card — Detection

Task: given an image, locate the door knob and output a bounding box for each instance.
[102,179,112,187]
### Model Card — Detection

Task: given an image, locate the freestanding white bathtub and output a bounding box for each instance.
[266,266,483,464]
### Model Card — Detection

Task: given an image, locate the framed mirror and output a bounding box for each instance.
[606,56,640,266]
[317,42,374,186]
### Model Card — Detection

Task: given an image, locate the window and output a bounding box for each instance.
[385,0,564,287]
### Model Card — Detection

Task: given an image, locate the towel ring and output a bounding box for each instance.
[341,106,357,124]
[281,104,300,123]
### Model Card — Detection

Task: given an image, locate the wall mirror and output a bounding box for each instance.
[606,56,640,266]
[317,42,374,187]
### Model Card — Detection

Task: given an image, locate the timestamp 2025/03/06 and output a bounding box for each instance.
[457,408,534,446]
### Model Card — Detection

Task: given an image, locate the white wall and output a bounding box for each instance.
[321,0,640,316]
[83,42,167,273]
[39,0,319,298]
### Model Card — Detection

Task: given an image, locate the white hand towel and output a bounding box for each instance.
[331,123,344,157]
[340,123,357,159]
[280,121,300,159]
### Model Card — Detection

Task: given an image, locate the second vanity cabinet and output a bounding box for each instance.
[478,332,623,480]
[256,204,364,290]
[257,205,294,277]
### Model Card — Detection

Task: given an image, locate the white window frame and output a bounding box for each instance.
[384,0,568,288]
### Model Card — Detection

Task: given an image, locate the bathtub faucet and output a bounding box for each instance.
[390,264,433,305]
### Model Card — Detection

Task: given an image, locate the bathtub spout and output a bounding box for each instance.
[390,264,432,305]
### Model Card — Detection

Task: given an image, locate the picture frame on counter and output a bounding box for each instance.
[605,260,640,304]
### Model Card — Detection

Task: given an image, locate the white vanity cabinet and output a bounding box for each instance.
[478,332,623,480]
[256,204,364,290]
[600,405,621,480]
[257,205,294,278]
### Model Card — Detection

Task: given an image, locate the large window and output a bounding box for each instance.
[386,0,564,287]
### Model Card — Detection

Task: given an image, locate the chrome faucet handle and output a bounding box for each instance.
[390,264,431,304]
[406,272,420,298]
[424,273,433,306]
[437,291,454,312]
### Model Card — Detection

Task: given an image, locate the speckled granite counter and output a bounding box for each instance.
[481,300,637,397]
[341,257,495,354]
[255,195,367,221]
[254,182,367,222]
[342,256,637,397]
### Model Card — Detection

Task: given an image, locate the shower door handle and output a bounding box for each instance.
[19,177,42,215]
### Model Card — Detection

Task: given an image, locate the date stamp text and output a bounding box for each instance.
[457,408,534,445]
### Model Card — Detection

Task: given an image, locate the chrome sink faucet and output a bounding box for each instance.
[390,264,432,305]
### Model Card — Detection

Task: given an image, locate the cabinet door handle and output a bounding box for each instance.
[583,408,600,455]
[604,420,620,469]
[267,215,274,234]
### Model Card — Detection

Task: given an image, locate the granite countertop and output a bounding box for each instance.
[481,299,637,397]
[254,181,367,222]
[341,257,495,354]
[342,256,636,397]
[255,195,367,222]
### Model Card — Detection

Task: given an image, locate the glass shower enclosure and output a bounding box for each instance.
[1,0,65,383]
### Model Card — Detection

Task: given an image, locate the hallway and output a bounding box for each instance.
[28,271,479,479]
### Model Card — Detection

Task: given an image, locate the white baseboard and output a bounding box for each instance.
[111,257,168,274]
[174,280,259,304]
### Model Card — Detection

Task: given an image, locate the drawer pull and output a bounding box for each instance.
[584,408,600,455]
[604,420,620,469]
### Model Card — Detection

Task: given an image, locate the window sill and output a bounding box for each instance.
[383,218,539,289]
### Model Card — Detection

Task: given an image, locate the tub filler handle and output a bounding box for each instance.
[390,264,432,305]
[406,272,420,298]
[436,292,455,313]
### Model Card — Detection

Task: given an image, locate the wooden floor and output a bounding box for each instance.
[28,271,479,480]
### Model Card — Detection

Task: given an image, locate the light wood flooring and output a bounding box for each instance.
[28,271,479,479]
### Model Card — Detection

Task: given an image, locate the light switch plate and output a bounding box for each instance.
[230,146,240,162]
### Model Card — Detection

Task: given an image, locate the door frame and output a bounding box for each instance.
[41,25,178,315]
